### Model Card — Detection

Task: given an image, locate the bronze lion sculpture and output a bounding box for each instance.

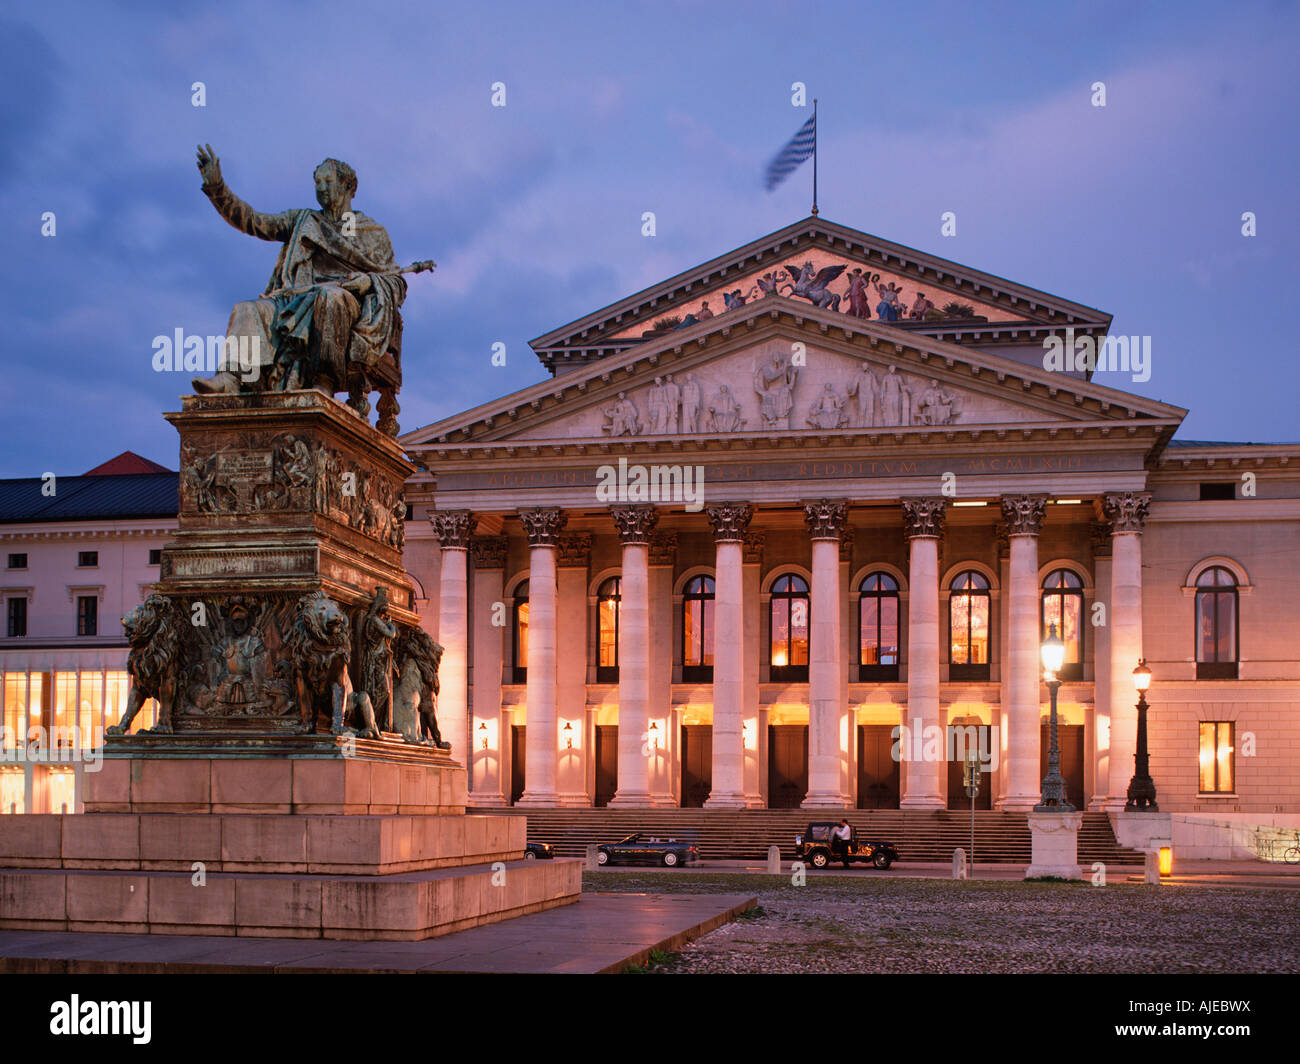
[287,591,379,738]
[107,593,181,735]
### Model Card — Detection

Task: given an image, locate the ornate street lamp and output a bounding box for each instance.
[1035,623,1074,811]
[1125,659,1158,811]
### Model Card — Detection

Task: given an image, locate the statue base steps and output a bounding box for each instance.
[0,858,580,941]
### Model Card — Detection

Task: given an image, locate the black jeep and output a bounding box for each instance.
[794,822,899,870]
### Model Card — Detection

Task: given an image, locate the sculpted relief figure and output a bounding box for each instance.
[754,353,798,429]
[362,587,399,731]
[601,391,641,436]
[915,378,960,425]
[847,363,878,428]
[680,373,702,433]
[191,145,428,402]
[662,374,681,433]
[705,384,745,432]
[806,382,847,430]
[879,364,912,426]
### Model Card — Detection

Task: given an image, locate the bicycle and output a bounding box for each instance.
[1284,830,1300,865]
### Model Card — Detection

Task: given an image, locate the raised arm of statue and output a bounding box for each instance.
[196,144,295,243]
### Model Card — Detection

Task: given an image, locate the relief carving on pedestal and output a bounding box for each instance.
[106,593,182,736]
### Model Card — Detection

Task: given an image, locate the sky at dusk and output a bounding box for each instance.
[1,0,1297,477]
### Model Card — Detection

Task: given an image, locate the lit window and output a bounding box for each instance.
[597,577,621,682]
[1199,721,1234,793]
[949,570,990,681]
[682,575,715,682]
[1041,569,1084,680]
[769,574,809,682]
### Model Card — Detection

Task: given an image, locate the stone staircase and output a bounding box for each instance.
[478,807,1143,865]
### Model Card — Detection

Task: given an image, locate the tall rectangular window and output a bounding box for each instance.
[105,670,132,732]
[76,596,97,636]
[1198,721,1234,793]
[6,597,26,637]
[2,674,25,752]
[54,671,77,748]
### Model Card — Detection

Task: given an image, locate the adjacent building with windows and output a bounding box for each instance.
[0,452,175,812]
[401,216,1300,816]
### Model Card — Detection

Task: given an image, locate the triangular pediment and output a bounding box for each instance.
[528,216,1112,374]
[403,305,1184,456]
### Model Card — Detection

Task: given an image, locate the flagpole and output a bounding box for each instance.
[811,98,819,217]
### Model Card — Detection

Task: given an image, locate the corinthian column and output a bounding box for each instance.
[608,505,658,807]
[704,503,753,808]
[469,534,508,805]
[432,510,476,766]
[515,507,565,807]
[1103,491,1150,810]
[900,497,945,809]
[802,499,849,809]
[998,494,1048,811]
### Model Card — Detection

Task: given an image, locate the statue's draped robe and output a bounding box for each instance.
[203,180,406,389]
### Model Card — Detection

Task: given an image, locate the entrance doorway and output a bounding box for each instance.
[594,725,618,807]
[856,725,900,809]
[681,725,712,807]
[946,725,993,810]
[767,724,808,808]
[510,725,525,805]
[1040,722,1085,810]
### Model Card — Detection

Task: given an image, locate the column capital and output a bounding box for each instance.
[611,505,659,545]
[742,530,766,564]
[1100,491,1151,535]
[802,499,848,541]
[901,497,947,540]
[518,507,567,546]
[1088,521,1113,558]
[648,530,678,566]
[431,510,476,549]
[555,532,593,568]
[706,502,754,543]
[469,534,508,569]
[1000,494,1048,537]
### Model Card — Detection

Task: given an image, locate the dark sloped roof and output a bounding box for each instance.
[83,451,173,476]
[0,472,178,523]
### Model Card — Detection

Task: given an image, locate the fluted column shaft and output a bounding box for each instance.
[803,500,849,808]
[516,508,565,807]
[1104,492,1149,808]
[609,506,657,807]
[900,498,945,809]
[704,504,752,808]
[432,511,475,767]
[469,535,507,805]
[999,495,1047,811]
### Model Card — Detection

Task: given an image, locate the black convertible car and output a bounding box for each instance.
[795,822,899,870]
[596,834,701,867]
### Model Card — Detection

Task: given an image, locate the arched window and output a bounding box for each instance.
[1196,566,1238,679]
[769,574,810,682]
[858,572,900,682]
[682,575,715,683]
[949,570,991,681]
[511,580,529,684]
[1041,569,1084,681]
[597,577,621,683]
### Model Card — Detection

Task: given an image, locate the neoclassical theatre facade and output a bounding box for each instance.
[401,217,1300,814]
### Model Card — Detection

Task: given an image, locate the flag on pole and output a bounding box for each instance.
[764,112,816,192]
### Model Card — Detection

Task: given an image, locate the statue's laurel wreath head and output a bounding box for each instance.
[314,157,358,198]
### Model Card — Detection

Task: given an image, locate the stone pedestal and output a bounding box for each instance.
[1025,811,1084,880]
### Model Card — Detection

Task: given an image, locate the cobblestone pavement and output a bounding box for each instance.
[584,872,1300,974]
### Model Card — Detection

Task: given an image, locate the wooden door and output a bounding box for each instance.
[681,725,712,807]
[767,724,808,809]
[510,725,525,805]
[856,725,900,809]
[946,725,992,809]
[1041,723,1085,810]
[595,725,618,807]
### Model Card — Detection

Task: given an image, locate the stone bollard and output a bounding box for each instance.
[953,848,968,880]
[586,844,599,871]
[1144,850,1160,884]
[766,845,781,874]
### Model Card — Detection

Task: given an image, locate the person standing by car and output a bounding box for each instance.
[832,820,852,869]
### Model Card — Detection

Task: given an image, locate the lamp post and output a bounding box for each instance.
[1125,659,1157,811]
[1035,624,1073,812]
